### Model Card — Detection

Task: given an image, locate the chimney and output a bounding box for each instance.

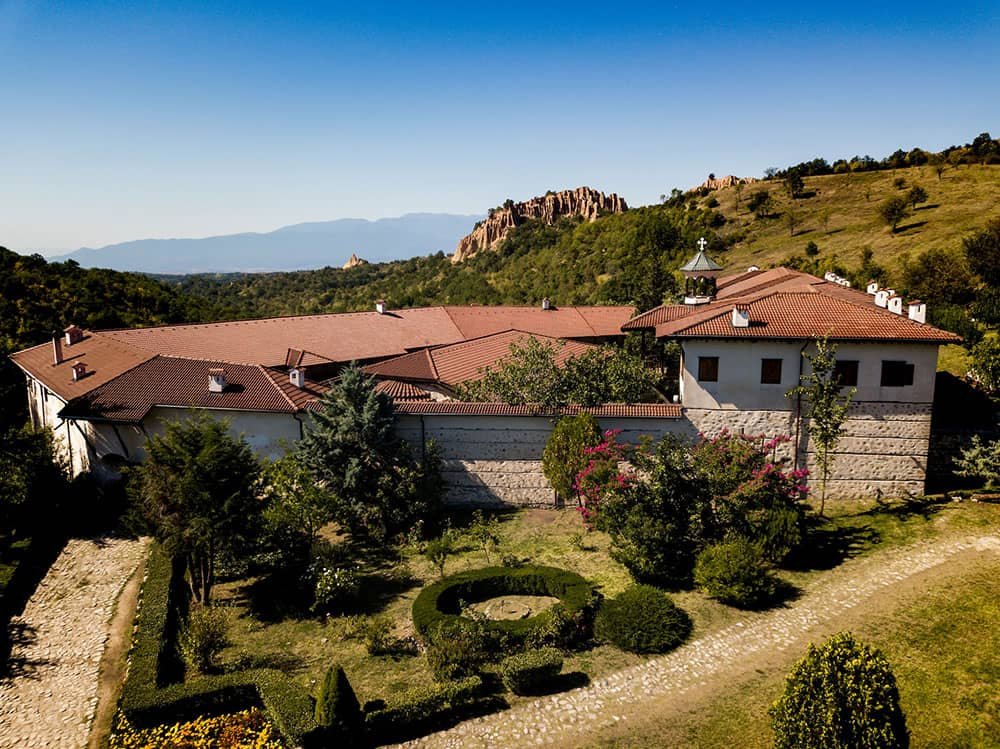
[375,300,387,315]
[887,295,903,315]
[874,289,890,308]
[747,265,760,272]
[541,297,552,311]
[52,334,63,365]
[866,280,879,295]
[64,324,83,346]
[289,368,305,389]
[731,305,750,328]
[824,271,837,283]
[71,362,88,381]
[907,300,926,324]
[208,367,227,393]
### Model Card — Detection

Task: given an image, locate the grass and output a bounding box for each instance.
[704,164,1000,276]
[592,550,1000,748]
[212,496,999,719]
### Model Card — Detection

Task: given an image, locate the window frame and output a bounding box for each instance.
[760,358,783,385]
[880,360,915,387]
[833,359,859,387]
[697,356,719,383]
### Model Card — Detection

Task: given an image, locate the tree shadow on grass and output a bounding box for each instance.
[783,523,881,572]
[514,671,590,697]
[352,568,422,616]
[895,220,928,233]
[856,495,948,522]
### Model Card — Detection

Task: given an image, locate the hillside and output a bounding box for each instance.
[0,248,221,428]
[51,213,480,274]
[702,164,1000,273]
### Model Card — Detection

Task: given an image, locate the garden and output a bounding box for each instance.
[108,363,1000,748]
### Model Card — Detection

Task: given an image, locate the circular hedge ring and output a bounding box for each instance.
[412,565,596,641]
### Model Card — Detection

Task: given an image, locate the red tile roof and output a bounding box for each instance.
[659,292,961,342]
[442,305,634,340]
[374,379,433,401]
[625,268,960,343]
[362,330,598,386]
[60,356,299,422]
[392,401,683,418]
[9,331,155,402]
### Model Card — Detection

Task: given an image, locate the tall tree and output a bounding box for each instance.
[297,364,441,541]
[133,412,261,603]
[963,218,1000,286]
[878,196,910,232]
[787,338,855,515]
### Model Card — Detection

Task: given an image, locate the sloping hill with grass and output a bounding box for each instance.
[702,164,1000,274]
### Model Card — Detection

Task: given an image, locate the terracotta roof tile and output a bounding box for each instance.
[392,401,683,418]
[9,331,155,402]
[664,292,961,342]
[60,356,297,422]
[374,379,433,401]
[625,267,959,344]
[443,306,634,340]
[263,367,330,410]
[363,330,597,387]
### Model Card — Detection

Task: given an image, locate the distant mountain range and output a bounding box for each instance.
[51,213,482,273]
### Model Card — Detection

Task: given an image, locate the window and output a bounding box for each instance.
[834,359,859,387]
[880,360,914,387]
[760,358,783,384]
[698,356,719,382]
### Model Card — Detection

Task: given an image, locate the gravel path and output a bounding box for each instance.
[398,533,1000,749]
[0,536,149,749]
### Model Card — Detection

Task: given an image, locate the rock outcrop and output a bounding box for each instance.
[452,187,627,263]
[342,253,369,269]
[699,175,759,191]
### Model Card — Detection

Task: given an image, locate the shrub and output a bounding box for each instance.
[594,585,691,654]
[110,708,283,749]
[363,676,486,744]
[120,544,317,747]
[498,647,563,695]
[179,605,229,673]
[424,535,454,577]
[770,632,909,748]
[412,565,597,646]
[314,665,363,744]
[694,539,780,608]
[311,564,361,615]
[424,619,499,682]
[542,413,602,501]
[955,435,1000,489]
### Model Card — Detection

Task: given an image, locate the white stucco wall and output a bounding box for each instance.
[679,339,939,410]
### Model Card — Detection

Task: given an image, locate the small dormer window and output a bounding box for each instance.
[64,325,84,346]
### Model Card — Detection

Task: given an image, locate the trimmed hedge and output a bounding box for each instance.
[412,565,597,643]
[498,647,563,695]
[364,675,491,744]
[594,584,691,654]
[120,544,317,746]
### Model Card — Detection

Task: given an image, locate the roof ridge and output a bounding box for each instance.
[260,365,300,410]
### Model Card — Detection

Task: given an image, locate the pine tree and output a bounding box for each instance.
[314,664,363,743]
[297,363,441,541]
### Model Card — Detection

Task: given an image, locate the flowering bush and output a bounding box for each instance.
[573,430,635,527]
[110,708,284,749]
[310,564,361,615]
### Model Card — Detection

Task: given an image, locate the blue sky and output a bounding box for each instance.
[2,1,998,252]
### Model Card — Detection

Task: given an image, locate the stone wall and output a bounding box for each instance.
[397,401,935,508]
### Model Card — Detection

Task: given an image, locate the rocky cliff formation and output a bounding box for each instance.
[698,175,759,191]
[343,253,369,269]
[452,187,627,263]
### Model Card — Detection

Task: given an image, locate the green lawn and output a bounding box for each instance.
[592,551,1000,748]
[212,496,1000,718]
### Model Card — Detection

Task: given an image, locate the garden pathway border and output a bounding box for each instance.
[397,532,1000,748]
[0,535,149,749]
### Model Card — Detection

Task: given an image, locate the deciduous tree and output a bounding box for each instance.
[878,196,910,232]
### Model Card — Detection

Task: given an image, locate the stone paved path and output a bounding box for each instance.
[399,533,1000,749]
[0,536,149,749]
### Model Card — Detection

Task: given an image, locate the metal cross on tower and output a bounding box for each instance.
[697,237,708,251]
